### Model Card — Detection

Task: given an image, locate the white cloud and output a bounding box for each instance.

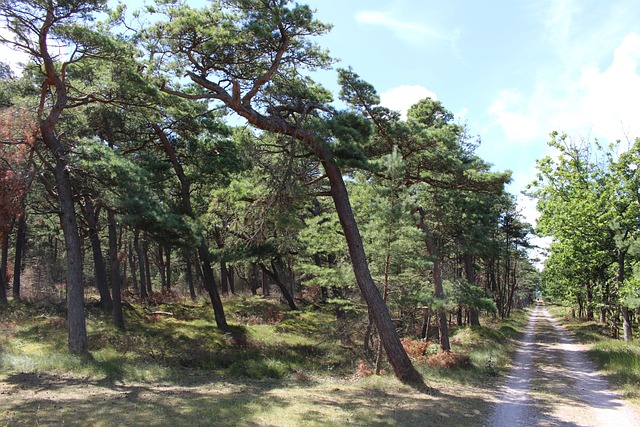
[0,26,30,72]
[489,32,640,145]
[488,90,541,142]
[577,33,640,140]
[355,10,446,44]
[379,85,438,119]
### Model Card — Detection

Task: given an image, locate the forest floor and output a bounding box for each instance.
[1,298,638,426]
[0,370,498,426]
[488,303,640,426]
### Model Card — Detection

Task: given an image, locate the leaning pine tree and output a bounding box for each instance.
[146,0,423,385]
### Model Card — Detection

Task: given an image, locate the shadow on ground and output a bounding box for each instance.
[0,370,494,426]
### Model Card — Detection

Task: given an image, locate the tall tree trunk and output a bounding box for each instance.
[134,228,147,300]
[198,241,228,329]
[12,211,27,300]
[26,0,102,355]
[420,308,431,340]
[165,246,171,291]
[220,260,229,295]
[228,265,236,294]
[128,241,138,292]
[144,240,152,295]
[185,254,196,300]
[0,261,6,304]
[193,85,421,384]
[417,208,450,352]
[259,261,297,310]
[376,224,393,375]
[505,247,518,318]
[157,244,166,290]
[52,153,88,354]
[321,151,423,384]
[0,222,12,304]
[585,282,594,321]
[464,252,480,326]
[107,209,124,330]
[153,124,226,328]
[82,199,112,310]
[617,249,633,342]
[261,268,270,296]
[250,263,258,295]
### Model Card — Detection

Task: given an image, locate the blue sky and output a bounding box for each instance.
[2,0,640,231]
[303,0,640,223]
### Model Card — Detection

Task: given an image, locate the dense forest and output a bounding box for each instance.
[0,0,636,390]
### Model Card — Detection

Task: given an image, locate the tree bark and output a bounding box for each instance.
[82,198,113,310]
[585,282,594,321]
[157,244,166,289]
[128,241,138,292]
[464,253,480,326]
[178,66,422,385]
[259,261,297,310]
[617,249,633,342]
[198,240,228,329]
[144,240,152,295]
[107,209,124,329]
[220,260,229,295]
[228,265,236,294]
[261,267,270,296]
[0,220,11,304]
[321,150,422,383]
[0,262,6,304]
[417,208,451,352]
[52,153,88,354]
[134,228,147,300]
[166,246,171,290]
[185,254,197,300]
[153,123,227,327]
[12,211,27,300]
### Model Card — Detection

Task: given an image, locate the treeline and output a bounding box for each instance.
[0,0,537,383]
[530,133,640,341]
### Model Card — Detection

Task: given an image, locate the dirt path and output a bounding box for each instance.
[488,304,640,426]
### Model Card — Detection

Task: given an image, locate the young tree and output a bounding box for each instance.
[531,133,637,340]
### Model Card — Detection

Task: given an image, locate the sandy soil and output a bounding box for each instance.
[488,304,640,427]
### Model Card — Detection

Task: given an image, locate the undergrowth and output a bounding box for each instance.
[0,296,527,388]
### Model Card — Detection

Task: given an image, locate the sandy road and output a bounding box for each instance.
[488,304,640,427]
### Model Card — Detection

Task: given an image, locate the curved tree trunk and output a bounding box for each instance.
[153,124,227,329]
[259,261,297,310]
[177,64,422,384]
[321,151,423,384]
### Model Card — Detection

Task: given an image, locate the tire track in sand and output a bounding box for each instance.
[488,304,640,427]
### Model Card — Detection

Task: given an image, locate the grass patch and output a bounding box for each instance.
[0,297,535,426]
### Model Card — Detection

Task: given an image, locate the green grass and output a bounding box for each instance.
[0,297,536,426]
[0,297,354,383]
